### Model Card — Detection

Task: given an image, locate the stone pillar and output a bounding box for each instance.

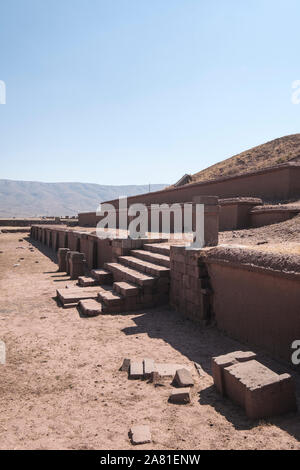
[170,245,213,324]
[66,250,77,275]
[58,248,70,272]
[69,252,86,280]
[192,196,219,247]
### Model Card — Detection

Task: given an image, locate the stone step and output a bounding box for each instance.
[98,286,124,307]
[90,268,113,284]
[78,299,102,316]
[113,281,140,297]
[78,276,99,287]
[56,287,100,307]
[104,262,156,287]
[130,249,170,268]
[118,256,170,278]
[143,243,170,256]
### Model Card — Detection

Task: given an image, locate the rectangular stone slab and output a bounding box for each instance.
[174,368,194,387]
[154,363,190,378]
[169,388,191,404]
[129,361,144,379]
[57,287,100,305]
[78,299,102,316]
[143,358,155,378]
[120,358,131,372]
[212,351,297,419]
[130,425,151,445]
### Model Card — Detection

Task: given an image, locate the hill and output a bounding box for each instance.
[0,180,167,217]
[189,134,300,184]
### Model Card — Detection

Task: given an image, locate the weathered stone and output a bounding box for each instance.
[78,299,102,317]
[129,361,144,379]
[194,362,206,377]
[169,388,191,404]
[212,351,297,419]
[78,276,98,287]
[56,287,100,307]
[130,425,151,445]
[120,358,131,372]
[143,358,155,378]
[149,371,161,383]
[58,248,69,272]
[154,363,189,378]
[174,368,194,387]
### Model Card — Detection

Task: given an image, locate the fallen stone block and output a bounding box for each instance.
[149,371,161,384]
[129,361,144,379]
[154,363,190,378]
[174,368,194,387]
[143,358,155,379]
[129,425,151,445]
[120,358,131,372]
[78,299,102,316]
[212,350,257,395]
[56,287,100,307]
[212,351,297,419]
[169,388,191,404]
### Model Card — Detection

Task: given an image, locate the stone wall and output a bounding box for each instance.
[250,206,300,227]
[205,247,300,363]
[83,162,299,211]
[218,198,262,230]
[169,244,300,364]
[169,246,213,324]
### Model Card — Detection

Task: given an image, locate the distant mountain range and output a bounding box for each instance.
[0,179,168,217]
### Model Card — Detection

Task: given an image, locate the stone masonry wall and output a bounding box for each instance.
[170,246,213,324]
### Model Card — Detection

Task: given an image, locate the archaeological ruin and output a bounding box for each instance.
[29,160,300,376]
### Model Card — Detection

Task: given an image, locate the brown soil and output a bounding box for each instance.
[220,214,300,255]
[190,134,300,183]
[0,232,299,450]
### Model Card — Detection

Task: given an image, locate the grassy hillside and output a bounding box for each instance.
[190,134,300,183]
[0,180,167,217]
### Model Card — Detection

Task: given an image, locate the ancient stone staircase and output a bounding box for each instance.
[78,243,171,315]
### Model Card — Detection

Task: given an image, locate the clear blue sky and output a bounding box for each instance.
[1,0,300,185]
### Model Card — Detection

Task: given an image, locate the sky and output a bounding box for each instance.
[1,0,300,185]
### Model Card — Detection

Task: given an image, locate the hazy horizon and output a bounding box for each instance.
[1,1,300,186]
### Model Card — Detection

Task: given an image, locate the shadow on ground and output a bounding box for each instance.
[26,237,58,264]
[121,307,300,441]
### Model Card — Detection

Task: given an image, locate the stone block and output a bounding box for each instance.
[78,276,98,287]
[129,361,144,380]
[58,248,69,272]
[212,351,297,419]
[169,388,191,404]
[154,363,189,378]
[212,350,257,395]
[129,425,151,445]
[120,358,131,372]
[143,358,155,378]
[78,299,102,316]
[174,368,194,387]
[69,252,86,279]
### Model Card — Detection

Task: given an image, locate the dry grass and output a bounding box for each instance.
[190,134,300,183]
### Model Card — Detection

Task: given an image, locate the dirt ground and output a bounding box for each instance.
[220,214,300,255]
[0,232,299,450]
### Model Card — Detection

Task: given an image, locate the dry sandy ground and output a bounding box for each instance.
[0,232,300,450]
[220,214,300,255]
